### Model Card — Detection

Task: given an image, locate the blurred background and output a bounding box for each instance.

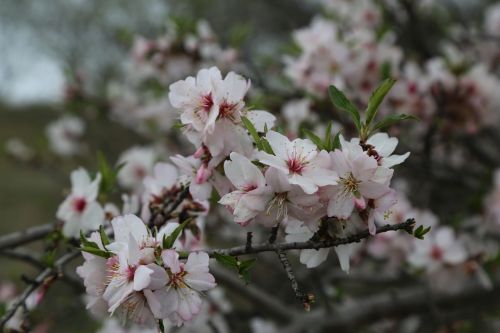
[1,0,500,332]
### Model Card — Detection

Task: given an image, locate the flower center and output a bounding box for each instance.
[72,197,87,213]
[430,246,443,261]
[219,100,237,119]
[287,157,305,174]
[201,93,213,112]
[168,270,188,289]
[340,172,360,195]
[134,166,146,179]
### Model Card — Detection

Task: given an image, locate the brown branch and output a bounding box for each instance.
[0,223,55,251]
[186,219,415,259]
[0,249,80,330]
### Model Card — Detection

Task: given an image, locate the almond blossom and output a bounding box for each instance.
[56,168,105,238]
[117,146,157,191]
[45,115,85,156]
[145,250,216,326]
[325,144,393,230]
[407,226,467,273]
[219,152,273,225]
[257,131,338,194]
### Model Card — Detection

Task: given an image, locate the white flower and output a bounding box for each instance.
[407,226,467,273]
[219,153,273,225]
[56,168,105,238]
[485,3,500,37]
[117,146,157,190]
[257,131,338,194]
[170,154,213,200]
[325,146,392,223]
[281,98,315,135]
[145,250,216,326]
[346,133,410,168]
[46,115,85,156]
[141,162,179,220]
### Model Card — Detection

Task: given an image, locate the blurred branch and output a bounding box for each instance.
[0,249,80,330]
[0,223,54,251]
[211,265,295,321]
[278,275,500,332]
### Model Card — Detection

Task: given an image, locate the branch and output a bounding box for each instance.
[0,223,54,251]
[189,219,415,259]
[0,249,80,330]
[278,274,500,332]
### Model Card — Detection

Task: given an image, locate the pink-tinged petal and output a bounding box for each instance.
[153,163,178,188]
[218,191,243,208]
[358,181,390,199]
[443,244,467,265]
[133,265,153,291]
[257,151,289,174]
[351,155,377,182]
[244,190,272,211]
[70,168,91,194]
[168,76,196,108]
[289,174,318,194]
[265,167,292,192]
[225,152,266,189]
[367,212,376,235]
[302,166,338,187]
[81,201,105,231]
[85,173,102,202]
[177,289,202,321]
[354,196,366,210]
[334,244,353,273]
[367,133,398,157]
[185,252,210,273]
[382,152,410,168]
[189,181,212,201]
[111,214,148,244]
[265,131,290,160]
[327,189,355,219]
[185,272,216,291]
[300,248,329,268]
[371,166,394,185]
[103,279,135,314]
[162,250,181,273]
[290,138,317,162]
[330,150,350,176]
[246,110,276,132]
[147,288,178,318]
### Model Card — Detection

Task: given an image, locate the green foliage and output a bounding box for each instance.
[413,225,432,240]
[241,116,274,154]
[162,218,191,249]
[371,114,419,132]
[97,151,125,196]
[80,230,112,258]
[214,253,257,284]
[365,78,397,126]
[328,85,361,131]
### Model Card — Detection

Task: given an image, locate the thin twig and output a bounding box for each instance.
[0,249,80,330]
[184,219,415,259]
[0,223,55,251]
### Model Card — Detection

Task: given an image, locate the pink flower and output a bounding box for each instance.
[56,168,105,238]
[145,250,216,326]
[325,146,392,222]
[219,153,273,225]
[117,146,157,191]
[257,131,338,194]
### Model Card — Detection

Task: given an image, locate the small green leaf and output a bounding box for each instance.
[331,130,342,151]
[328,85,361,131]
[213,252,239,269]
[80,231,99,249]
[158,320,165,333]
[260,138,275,155]
[302,129,324,150]
[238,258,257,284]
[365,78,396,126]
[162,218,191,249]
[79,247,112,258]
[371,114,419,133]
[99,225,110,247]
[241,116,263,150]
[413,225,432,240]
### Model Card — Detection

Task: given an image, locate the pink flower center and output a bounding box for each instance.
[134,166,146,179]
[430,246,443,261]
[243,184,258,192]
[407,82,417,95]
[201,93,214,112]
[126,265,137,281]
[168,268,187,289]
[72,197,87,213]
[287,158,305,174]
[219,100,237,119]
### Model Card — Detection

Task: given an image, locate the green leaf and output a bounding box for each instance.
[371,114,419,132]
[97,151,126,195]
[413,225,432,240]
[162,218,191,249]
[80,231,99,249]
[241,116,262,149]
[238,258,257,284]
[99,225,110,247]
[260,138,275,155]
[213,252,239,269]
[328,85,361,131]
[365,78,396,126]
[158,320,165,333]
[331,130,342,151]
[302,129,324,150]
[79,247,112,258]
